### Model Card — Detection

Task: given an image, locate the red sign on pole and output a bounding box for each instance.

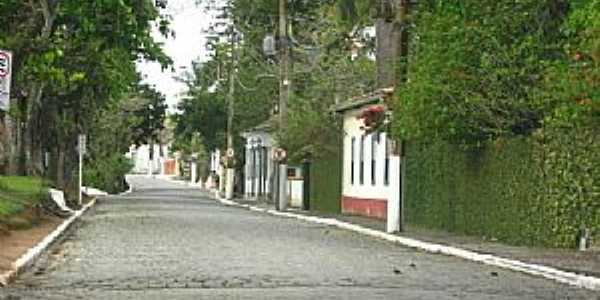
[0,52,9,77]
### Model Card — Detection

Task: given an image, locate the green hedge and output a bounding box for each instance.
[405,126,599,248]
[83,154,133,195]
[309,148,342,213]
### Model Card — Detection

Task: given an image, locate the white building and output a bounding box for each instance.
[334,89,401,220]
[242,119,304,207]
[127,144,169,175]
[242,120,277,200]
[204,149,221,190]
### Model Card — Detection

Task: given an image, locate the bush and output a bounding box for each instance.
[309,147,342,213]
[83,154,133,194]
[405,125,599,248]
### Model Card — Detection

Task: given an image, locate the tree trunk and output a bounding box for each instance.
[20,0,57,175]
[376,18,396,89]
[56,142,65,189]
[4,112,18,175]
[24,84,44,175]
[375,0,410,89]
[394,0,409,86]
[0,113,7,173]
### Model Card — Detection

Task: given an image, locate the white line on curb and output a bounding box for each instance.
[0,199,97,287]
[214,196,600,292]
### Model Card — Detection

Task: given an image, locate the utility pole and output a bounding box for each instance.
[276,0,290,211]
[397,0,409,232]
[385,0,410,233]
[279,0,290,125]
[225,25,236,200]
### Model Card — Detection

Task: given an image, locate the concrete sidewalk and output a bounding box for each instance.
[230,197,600,290]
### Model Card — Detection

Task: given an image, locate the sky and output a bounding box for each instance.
[136,0,219,112]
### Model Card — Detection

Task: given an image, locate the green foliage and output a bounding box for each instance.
[392,1,599,248]
[283,55,375,162]
[130,84,168,147]
[280,0,376,161]
[0,176,47,217]
[538,0,600,128]
[175,0,376,165]
[405,126,599,248]
[309,147,342,213]
[0,0,171,192]
[82,87,163,193]
[538,125,600,246]
[336,0,373,28]
[83,154,133,195]
[394,0,568,143]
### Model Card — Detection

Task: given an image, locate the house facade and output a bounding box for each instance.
[242,120,304,207]
[335,90,401,220]
[242,122,277,200]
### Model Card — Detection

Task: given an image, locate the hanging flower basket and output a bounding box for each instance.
[357,104,388,133]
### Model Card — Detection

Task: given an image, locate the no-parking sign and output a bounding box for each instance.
[0,50,12,111]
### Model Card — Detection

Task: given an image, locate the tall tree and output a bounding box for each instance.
[0,0,172,191]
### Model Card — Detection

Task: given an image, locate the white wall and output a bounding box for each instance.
[288,179,303,208]
[342,109,397,201]
[210,149,221,172]
[128,144,168,174]
[244,131,276,198]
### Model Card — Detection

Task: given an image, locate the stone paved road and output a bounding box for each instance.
[1,176,598,299]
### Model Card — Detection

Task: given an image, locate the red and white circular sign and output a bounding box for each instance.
[0,52,10,78]
[273,148,287,161]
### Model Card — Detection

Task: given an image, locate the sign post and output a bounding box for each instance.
[225,148,234,200]
[273,148,288,211]
[0,50,12,111]
[78,134,87,206]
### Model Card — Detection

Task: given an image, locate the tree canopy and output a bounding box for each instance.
[0,0,172,193]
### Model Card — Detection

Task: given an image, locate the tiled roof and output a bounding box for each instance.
[332,87,394,113]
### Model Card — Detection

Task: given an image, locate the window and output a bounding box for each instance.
[351,137,355,185]
[360,135,365,185]
[371,133,377,185]
[384,135,390,186]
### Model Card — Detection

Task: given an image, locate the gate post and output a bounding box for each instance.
[387,155,401,233]
[302,158,311,210]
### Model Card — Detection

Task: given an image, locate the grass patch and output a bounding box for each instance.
[0,176,47,218]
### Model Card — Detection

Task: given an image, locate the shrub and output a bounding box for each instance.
[83,154,133,194]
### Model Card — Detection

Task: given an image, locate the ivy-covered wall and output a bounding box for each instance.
[405,126,599,248]
[309,148,342,213]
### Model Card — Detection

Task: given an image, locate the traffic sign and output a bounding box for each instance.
[0,52,9,77]
[0,50,12,111]
[78,134,87,155]
[226,148,234,157]
[273,148,287,162]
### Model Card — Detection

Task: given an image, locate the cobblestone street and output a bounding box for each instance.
[0,177,597,299]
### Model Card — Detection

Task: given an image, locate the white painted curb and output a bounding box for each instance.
[119,185,134,196]
[0,199,97,287]
[214,196,600,292]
